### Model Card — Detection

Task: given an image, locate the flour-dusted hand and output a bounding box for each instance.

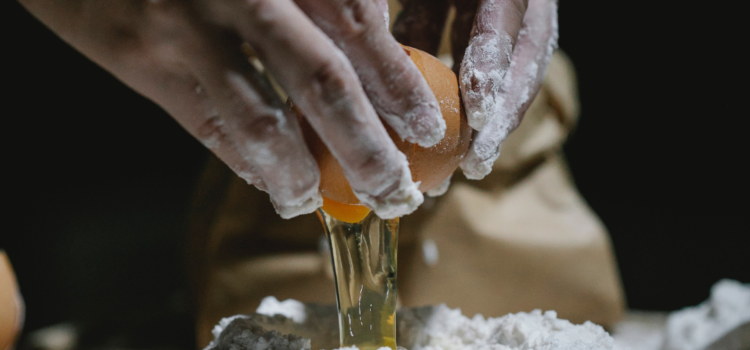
[395,0,558,180]
[459,0,558,179]
[19,0,445,219]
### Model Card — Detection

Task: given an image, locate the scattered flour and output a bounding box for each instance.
[256,296,308,323]
[420,239,439,266]
[663,279,750,350]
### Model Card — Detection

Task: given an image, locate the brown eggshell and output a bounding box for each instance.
[294,45,472,204]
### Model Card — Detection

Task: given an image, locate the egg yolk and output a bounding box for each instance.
[321,197,371,223]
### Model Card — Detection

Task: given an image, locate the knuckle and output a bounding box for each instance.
[332,0,382,40]
[235,0,278,33]
[141,0,207,58]
[195,115,227,148]
[310,59,351,105]
[240,110,285,143]
[144,0,193,29]
[104,26,144,59]
[353,148,388,174]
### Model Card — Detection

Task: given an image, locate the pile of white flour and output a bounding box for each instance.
[398,304,613,350]
[208,280,750,350]
[612,279,750,350]
[234,297,614,350]
[663,279,750,350]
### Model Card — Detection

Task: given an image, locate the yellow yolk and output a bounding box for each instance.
[321,197,371,223]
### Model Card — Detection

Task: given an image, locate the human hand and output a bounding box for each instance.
[18,0,446,218]
[394,0,559,180]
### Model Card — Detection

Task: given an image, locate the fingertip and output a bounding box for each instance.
[264,156,322,218]
[405,101,446,148]
[237,170,269,192]
[459,143,502,180]
[360,182,424,219]
[379,185,424,219]
[464,101,492,131]
[272,190,323,219]
[459,154,492,180]
[353,153,424,219]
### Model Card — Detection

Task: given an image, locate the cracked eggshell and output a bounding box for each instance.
[294,45,472,205]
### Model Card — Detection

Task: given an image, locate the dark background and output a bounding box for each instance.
[3,0,748,348]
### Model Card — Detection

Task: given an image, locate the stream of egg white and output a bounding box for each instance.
[317,209,399,350]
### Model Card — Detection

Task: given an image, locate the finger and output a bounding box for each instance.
[392,0,451,56]
[126,1,273,192]
[185,31,324,218]
[460,0,558,180]
[459,0,529,131]
[294,0,446,148]
[127,58,270,192]
[450,0,480,75]
[202,0,423,218]
[190,108,269,193]
[180,83,270,192]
